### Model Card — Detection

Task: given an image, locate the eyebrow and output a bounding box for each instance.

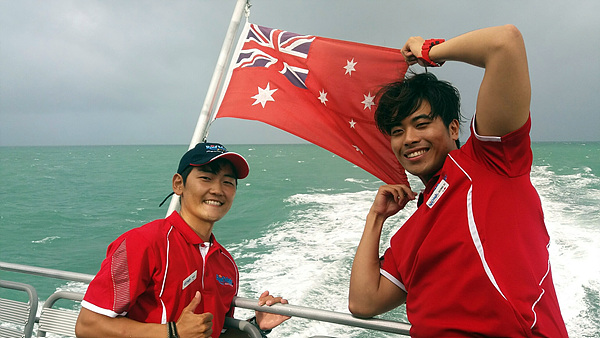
[195,167,216,174]
[394,114,433,131]
[410,114,434,123]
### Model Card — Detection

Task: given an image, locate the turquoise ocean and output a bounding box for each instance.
[1,143,599,337]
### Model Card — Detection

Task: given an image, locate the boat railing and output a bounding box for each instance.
[1,261,411,336]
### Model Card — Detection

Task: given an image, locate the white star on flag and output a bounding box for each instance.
[252,83,278,108]
[362,92,375,110]
[349,119,357,128]
[344,58,357,76]
[318,89,328,105]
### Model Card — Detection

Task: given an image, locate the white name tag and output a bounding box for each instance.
[426,179,449,208]
[182,270,197,290]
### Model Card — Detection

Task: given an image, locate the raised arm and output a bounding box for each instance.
[403,25,531,137]
[348,185,415,317]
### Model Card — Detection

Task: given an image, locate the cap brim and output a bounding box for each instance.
[201,152,249,179]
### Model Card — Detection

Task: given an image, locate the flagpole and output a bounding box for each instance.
[167,0,249,216]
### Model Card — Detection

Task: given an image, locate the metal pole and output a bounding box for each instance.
[232,296,411,335]
[166,0,249,216]
[0,261,94,283]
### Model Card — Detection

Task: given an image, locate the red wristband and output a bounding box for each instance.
[419,39,445,67]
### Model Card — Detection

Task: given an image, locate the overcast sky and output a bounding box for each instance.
[1,0,598,146]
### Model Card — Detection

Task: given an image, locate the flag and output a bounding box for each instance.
[215,23,409,185]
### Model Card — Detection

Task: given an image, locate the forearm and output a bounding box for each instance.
[348,211,386,313]
[428,24,526,69]
[75,308,167,338]
[349,185,412,316]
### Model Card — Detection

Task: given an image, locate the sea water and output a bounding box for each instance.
[1,143,598,337]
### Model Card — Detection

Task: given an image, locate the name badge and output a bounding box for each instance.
[182,270,197,290]
[426,178,449,208]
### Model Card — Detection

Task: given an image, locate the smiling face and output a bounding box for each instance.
[173,161,237,238]
[390,101,459,184]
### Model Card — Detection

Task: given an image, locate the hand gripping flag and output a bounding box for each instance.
[215,23,409,185]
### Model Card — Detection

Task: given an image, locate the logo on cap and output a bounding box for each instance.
[206,144,227,153]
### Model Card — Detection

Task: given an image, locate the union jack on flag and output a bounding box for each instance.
[216,23,409,185]
[235,24,315,89]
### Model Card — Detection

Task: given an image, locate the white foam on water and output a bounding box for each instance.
[228,189,415,337]
[531,165,600,336]
[31,236,60,244]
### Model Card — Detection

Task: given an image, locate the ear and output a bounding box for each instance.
[172,173,184,196]
[449,119,460,141]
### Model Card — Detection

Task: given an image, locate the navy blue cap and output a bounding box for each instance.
[177,142,249,179]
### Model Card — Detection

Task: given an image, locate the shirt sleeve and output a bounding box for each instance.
[468,114,533,177]
[82,229,156,317]
[379,248,407,293]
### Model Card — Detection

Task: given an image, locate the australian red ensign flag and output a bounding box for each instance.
[215,23,409,185]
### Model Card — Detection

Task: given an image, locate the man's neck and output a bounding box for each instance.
[191,225,213,243]
[179,212,214,242]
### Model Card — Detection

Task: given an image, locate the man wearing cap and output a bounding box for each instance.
[76,143,289,337]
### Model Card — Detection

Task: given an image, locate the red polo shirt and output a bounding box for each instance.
[380,116,568,337]
[82,211,239,337]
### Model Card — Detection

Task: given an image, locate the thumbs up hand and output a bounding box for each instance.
[175,291,214,338]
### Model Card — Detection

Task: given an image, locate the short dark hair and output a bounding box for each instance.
[180,158,238,186]
[375,72,463,148]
